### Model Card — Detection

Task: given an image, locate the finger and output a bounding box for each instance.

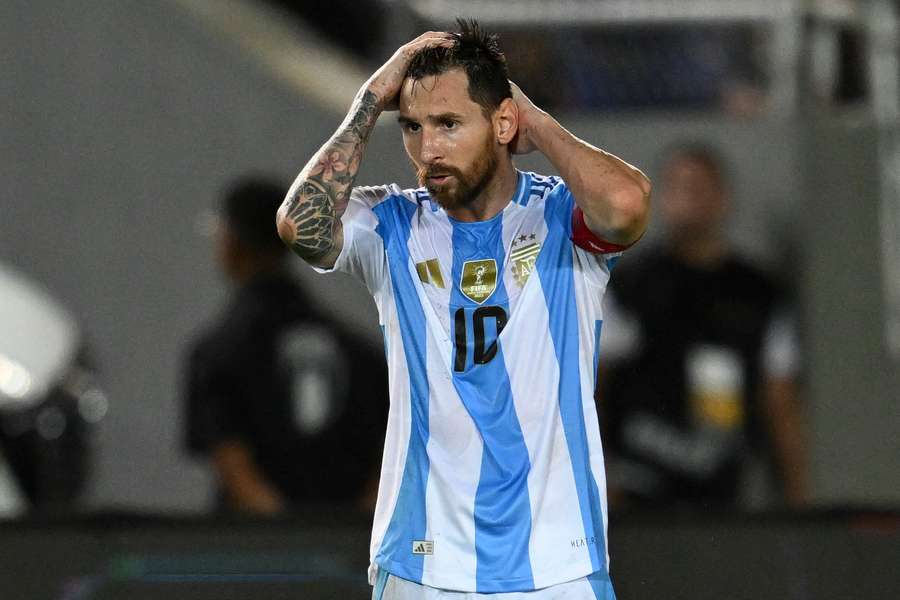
[406,32,454,51]
[410,36,454,52]
[407,31,452,46]
[412,30,443,41]
[397,40,451,62]
[420,31,453,40]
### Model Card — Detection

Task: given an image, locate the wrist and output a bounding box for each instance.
[359,84,386,111]
[525,110,557,153]
[363,70,401,111]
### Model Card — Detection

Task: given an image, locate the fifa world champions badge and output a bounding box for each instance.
[460,259,497,303]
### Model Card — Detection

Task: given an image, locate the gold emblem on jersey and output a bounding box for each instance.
[510,242,541,288]
[460,259,497,304]
[415,258,445,289]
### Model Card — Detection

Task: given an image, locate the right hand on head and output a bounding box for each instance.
[365,32,455,111]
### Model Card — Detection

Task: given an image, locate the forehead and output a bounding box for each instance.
[399,68,483,118]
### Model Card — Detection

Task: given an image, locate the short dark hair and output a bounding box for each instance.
[220,176,288,256]
[405,18,511,116]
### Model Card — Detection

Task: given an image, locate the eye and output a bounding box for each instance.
[403,121,421,133]
[441,119,458,130]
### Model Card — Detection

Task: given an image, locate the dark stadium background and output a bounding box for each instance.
[1,1,897,598]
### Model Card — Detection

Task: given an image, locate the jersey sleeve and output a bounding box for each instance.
[571,205,638,254]
[312,185,391,296]
[543,179,623,287]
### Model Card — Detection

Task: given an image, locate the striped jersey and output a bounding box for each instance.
[317,170,620,595]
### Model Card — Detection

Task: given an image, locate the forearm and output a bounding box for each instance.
[277,87,381,267]
[277,31,452,265]
[764,378,807,506]
[529,112,651,245]
[212,441,285,515]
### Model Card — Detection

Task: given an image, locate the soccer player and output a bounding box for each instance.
[276,20,650,599]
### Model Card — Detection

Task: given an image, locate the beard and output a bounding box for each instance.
[416,135,498,211]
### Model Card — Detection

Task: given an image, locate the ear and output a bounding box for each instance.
[493,97,518,146]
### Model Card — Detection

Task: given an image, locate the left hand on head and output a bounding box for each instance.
[508,81,544,155]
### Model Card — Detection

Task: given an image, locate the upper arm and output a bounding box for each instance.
[572,205,642,255]
[544,180,640,255]
[578,172,651,248]
[309,185,393,295]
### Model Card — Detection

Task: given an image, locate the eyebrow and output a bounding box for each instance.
[397,112,465,125]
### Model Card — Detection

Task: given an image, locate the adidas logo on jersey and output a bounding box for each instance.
[411,540,434,555]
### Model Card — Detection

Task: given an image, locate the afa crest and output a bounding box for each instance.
[510,242,541,288]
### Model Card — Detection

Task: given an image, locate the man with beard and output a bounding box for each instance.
[277,20,650,600]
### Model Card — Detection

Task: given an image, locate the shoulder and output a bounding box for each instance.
[407,186,446,214]
[619,245,669,274]
[349,184,444,226]
[526,171,564,198]
[186,319,243,376]
[353,184,452,232]
[512,171,565,208]
[350,184,418,209]
[221,280,305,346]
[507,172,573,236]
[606,246,668,296]
[723,255,779,296]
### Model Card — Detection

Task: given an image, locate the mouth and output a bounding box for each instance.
[427,174,451,185]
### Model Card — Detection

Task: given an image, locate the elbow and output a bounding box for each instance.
[636,171,652,201]
[580,170,651,247]
[275,202,296,247]
[630,175,652,232]
[610,178,652,244]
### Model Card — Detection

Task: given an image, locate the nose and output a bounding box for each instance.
[419,128,444,165]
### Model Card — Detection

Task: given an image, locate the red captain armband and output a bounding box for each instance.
[571,206,635,254]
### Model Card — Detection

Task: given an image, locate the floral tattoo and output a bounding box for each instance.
[282,89,380,260]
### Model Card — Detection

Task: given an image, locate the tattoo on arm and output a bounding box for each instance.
[281,89,380,262]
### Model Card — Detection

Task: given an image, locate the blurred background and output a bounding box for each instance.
[1,0,898,598]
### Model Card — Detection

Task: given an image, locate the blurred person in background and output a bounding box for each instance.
[184,176,387,516]
[599,143,806,510]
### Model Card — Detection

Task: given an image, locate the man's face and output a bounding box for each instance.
[398,68,499,210]
[660,155,728,238]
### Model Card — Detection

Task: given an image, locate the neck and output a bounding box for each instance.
[445,157,518,222]
[668,231,729,267]
[230,256,284,286]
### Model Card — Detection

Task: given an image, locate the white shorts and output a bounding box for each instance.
[371,569,616,600]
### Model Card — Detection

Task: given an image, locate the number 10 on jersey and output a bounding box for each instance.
[453,306,508,372]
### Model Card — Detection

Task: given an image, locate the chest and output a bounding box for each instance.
[404,208,550,321]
